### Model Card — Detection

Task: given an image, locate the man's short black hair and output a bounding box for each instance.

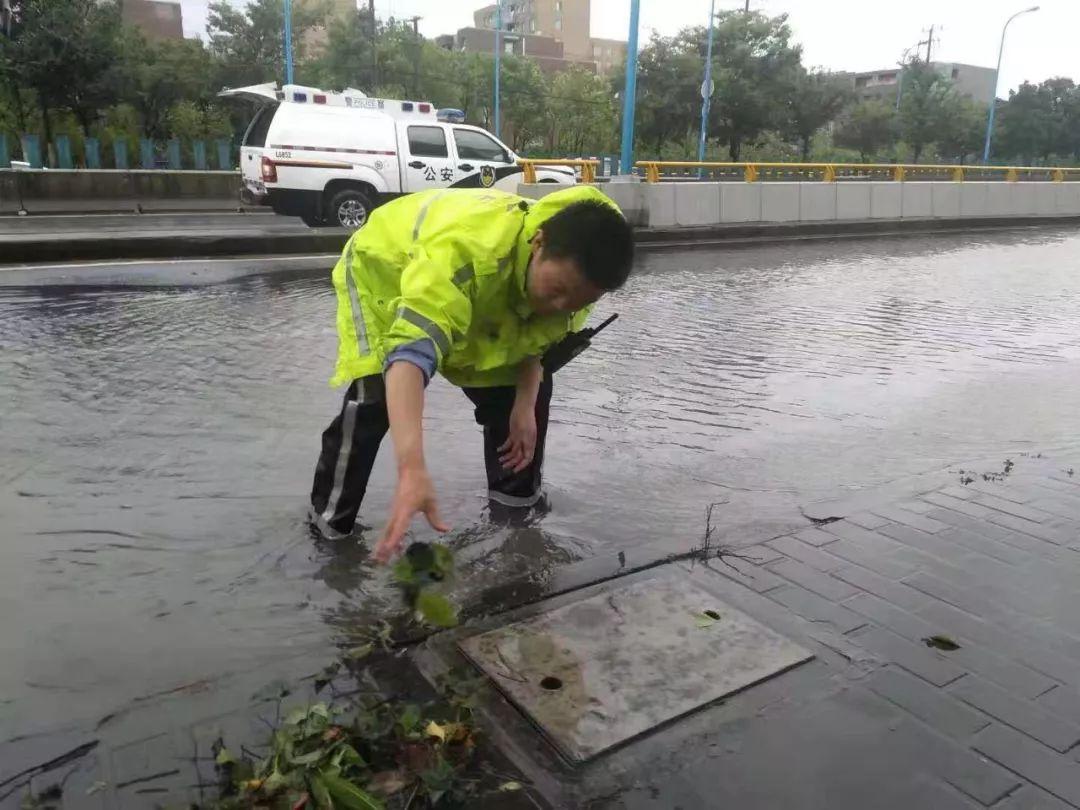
[539,200,634,291]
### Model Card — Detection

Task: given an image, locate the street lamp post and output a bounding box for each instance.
[494,0,502,140]
[283,0,294,85]
[982,5,1039,163]
[618,0,642,175]
[697,0,717,172]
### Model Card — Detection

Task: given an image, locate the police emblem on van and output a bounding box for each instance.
[479,165,496,188]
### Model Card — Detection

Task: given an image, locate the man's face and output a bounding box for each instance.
[526,233,603,316]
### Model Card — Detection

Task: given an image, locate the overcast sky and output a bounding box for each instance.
[183,0,1075,96]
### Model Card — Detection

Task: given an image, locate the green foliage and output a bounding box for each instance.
[3,0,1077,167]
[897,60,956,163]
[785,70,853,160]
[835,99,897,161]
[210,674,490,808]
[392,542,458,628]
[934,97,987,164]
[206,0,323,87]
[995,78,1080,164]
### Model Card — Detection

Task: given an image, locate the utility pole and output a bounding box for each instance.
[983,5,1040,163]
[618,0,641,175]
[925,24,935,62]
[744,0,749,12]
[697,0,717,172]
[407,15,422,98]
[369,0,377,92]
[494,0,502,139]
[283,0,294,85]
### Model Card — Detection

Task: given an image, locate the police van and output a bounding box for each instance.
[221,83,575,229]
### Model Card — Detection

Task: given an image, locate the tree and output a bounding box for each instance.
[207,0,323,88]
[497,55,548,152]
[631,32,699,155]
[784,69,852,160]
[0,0,126,145]
[127,35,215,138]
[704,11,803,160]
[834,99,896,161]
[544,67,616,154]
[935,97,987,164]
[995,82,1052,164]
[897,59,954,163]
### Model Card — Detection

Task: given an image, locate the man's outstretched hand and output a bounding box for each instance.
[373,466,448,564]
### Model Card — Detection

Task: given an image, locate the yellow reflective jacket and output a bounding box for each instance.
[329,185,620,389]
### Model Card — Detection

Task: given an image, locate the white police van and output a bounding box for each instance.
[221,83,574,229]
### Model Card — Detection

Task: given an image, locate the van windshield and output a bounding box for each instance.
[243,104,279,148]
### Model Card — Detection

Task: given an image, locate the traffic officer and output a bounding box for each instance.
[310,185,634,563]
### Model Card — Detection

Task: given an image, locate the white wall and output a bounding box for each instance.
[520,181,1080,228]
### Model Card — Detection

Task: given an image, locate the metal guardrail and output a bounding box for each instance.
[634,161,1080,184]
[518,158,599,184]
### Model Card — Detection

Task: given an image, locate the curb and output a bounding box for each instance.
[3,215,1078,264]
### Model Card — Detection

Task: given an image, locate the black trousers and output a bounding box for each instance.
[310,374,553,537]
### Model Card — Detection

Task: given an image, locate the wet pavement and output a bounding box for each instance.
[4,225,1080,793]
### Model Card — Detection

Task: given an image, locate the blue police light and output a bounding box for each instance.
[437,108,466,124]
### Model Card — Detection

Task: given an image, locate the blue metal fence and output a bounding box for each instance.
[20,134,43,168]
[55,135,73,169]
[140,139,155,170]
[0,134,9,169]
[85,138,101,169]
[166,138,181,170]
[114,139,129,170]
[192,140,207,170]
[216,140,232,171]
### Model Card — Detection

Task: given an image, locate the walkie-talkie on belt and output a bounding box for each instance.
[541,313,619,374]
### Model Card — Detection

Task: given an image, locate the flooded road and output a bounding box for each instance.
[4,226,1080,745]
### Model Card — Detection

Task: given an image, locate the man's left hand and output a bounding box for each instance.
[499,402,537,473]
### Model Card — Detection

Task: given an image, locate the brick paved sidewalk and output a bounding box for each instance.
[700,454,1080,808]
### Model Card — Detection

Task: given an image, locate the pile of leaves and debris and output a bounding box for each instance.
[205,543,526,810]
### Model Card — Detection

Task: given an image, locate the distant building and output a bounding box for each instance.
[845,62,996,105]
[120,0,183,40]
[463,0,625,76]
[439,26,596,75]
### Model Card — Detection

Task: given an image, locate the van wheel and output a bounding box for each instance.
[328,188,372,230]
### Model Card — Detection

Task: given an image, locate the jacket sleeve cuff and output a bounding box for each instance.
[384,339,438,385]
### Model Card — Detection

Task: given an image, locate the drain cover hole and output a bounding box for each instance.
[703,609,721,621]
[540,676,563,691]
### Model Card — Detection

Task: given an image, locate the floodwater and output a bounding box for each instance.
[5,226,1080,746]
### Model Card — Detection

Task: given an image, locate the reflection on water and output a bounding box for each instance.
[5,227,1080,742]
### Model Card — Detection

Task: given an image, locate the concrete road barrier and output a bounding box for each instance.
[0,169,242,214]
[520,180,1080,228]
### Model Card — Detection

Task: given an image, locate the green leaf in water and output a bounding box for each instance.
[345,642,373,660]
[692,612,718,628]
[416,590,458,628]
[215,748,237,766]
[316,772,385,810]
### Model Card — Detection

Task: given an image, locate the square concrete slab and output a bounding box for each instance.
[459,576,813,762]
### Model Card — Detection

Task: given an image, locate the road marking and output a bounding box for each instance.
[0,254,339,273]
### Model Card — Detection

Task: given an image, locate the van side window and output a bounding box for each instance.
[453,129,509,163]
[244,104,279,147]
[408,126,448,158]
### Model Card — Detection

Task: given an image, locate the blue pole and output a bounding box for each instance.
[697,0,717,173]
[283,0,295,85]
[618,0,641,175]
[494,0,502,139]
[983,6,1039,163]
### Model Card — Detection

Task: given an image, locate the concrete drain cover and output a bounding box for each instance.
[459,576,813,762]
